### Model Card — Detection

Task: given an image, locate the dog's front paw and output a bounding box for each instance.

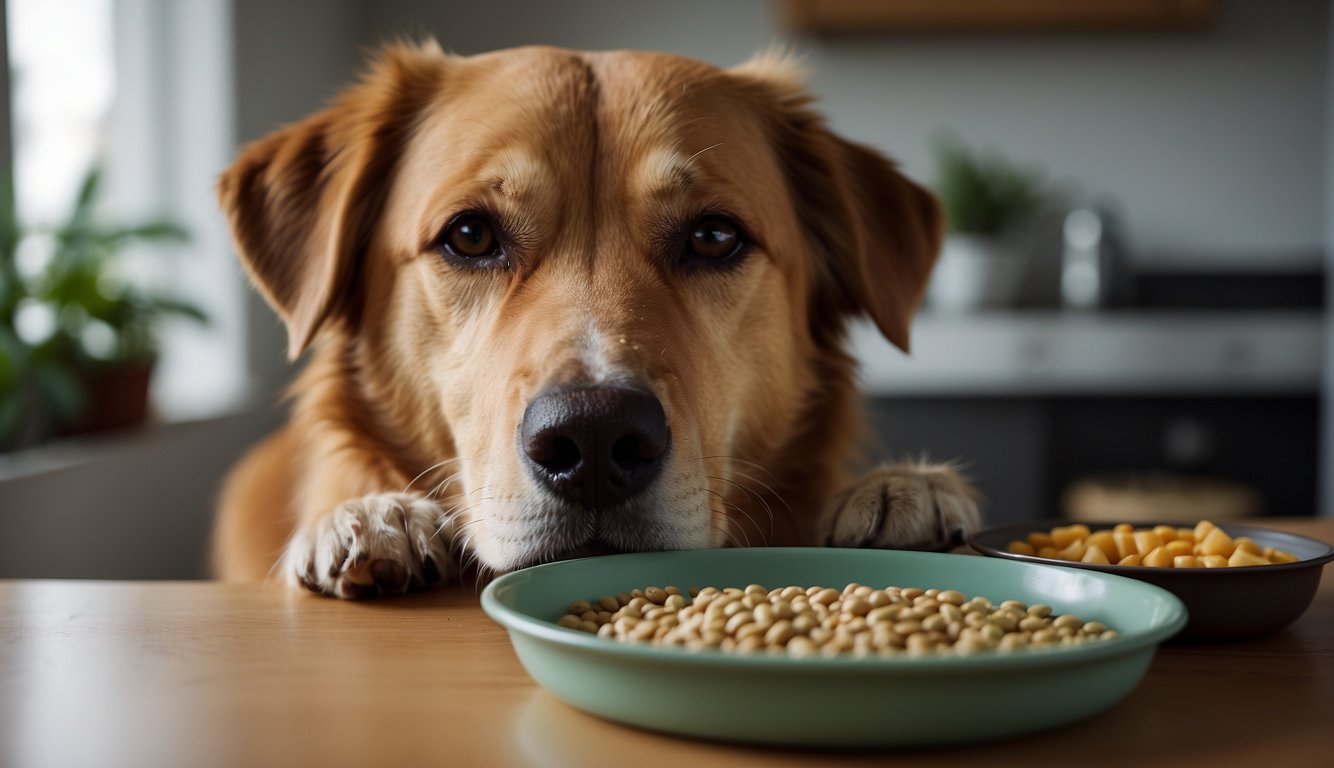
[283,493,456,598]
[824,463,981,551]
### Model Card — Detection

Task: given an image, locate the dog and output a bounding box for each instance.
[211,43,980,597]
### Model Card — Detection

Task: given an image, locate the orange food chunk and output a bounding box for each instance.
[1234,537,1263,556]
[1117,554,1142,566]
[1086,531,1119,561]
[1038,546,1059,559]
[1269,551,1298,564]
[1164,540,1193,558]
[1081,545,1110,564]
[1113,531,1138,559]
[1175,528,1196,544]
[1133,531,1164,556]
[1112,523,1134,534]
[1007,540,1036,556]
[1173,555,1201,568]
[1194,519,1218,541]
[1057,540,1087,562]
[1199,528,1235,558]
[1051,525,1091,549]
[1028,532,1055,550]
[1142,546,1174,568]
[1200,555,1229,568]
[1228,548,1269,567]
[1152,525,1178,542]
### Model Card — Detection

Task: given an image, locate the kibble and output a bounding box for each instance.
[555,583,1118,658]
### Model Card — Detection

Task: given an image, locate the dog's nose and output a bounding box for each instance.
[521,387,670,509]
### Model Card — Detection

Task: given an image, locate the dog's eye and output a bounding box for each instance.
[686,217,744,262]
[440,214,502,261]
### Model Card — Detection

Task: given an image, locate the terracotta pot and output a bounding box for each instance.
[61,361,154,436]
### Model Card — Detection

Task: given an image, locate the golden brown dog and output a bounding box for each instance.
[212,43,980,597]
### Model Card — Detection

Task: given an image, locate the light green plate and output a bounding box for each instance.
[482,548,1186,747]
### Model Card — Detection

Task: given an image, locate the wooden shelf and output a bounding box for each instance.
[784,0,1219,33]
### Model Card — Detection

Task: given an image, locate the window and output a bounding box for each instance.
[8,0,113,225]
[6,0,246,425]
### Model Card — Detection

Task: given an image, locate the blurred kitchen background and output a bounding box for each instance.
[0,0,1328,578]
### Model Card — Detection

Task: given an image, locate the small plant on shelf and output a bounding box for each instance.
[933,134,1043,236]
[926,135,1045,311]
[0,167,202,449]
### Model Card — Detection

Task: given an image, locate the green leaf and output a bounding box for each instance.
[0,175,18,262]
[931,133,1044,236]
[143,296,208,324]
[103,220,190,244]
[72,167,103,217]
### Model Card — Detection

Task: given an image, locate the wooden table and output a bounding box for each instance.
[3,519,1332,768]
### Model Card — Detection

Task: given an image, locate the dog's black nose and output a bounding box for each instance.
[521,387,670,509]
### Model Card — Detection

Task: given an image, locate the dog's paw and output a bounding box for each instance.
[824,463,981,551]
[282,493,456,599]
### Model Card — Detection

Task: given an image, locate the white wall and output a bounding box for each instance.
[232,0,367,397]
[364,0,1328,267]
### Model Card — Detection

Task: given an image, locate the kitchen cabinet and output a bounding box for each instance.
[856,310,1323,524]
[868,394,1318,525]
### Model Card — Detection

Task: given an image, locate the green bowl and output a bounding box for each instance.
[482,548,1186,747]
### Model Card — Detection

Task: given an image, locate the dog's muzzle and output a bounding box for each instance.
[520,386,670,511]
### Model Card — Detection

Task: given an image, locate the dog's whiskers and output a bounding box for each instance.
[725,467,796,525]
[694,454,783,483]
[264,543,291,582]
[434,506,486,541]
[708,474,776,539]
[426,470,465,502]
[694,455,795,525]
[472,562,498,597]
[401,456,465,495]
[707,520,742,549]
[701,485,752,548]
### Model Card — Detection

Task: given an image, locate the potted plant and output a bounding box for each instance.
[0,167,201,450]
[927,135,1044,311]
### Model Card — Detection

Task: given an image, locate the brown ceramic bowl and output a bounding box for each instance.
[969,521,1334,642]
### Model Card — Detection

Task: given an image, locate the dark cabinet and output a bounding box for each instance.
[868,395,1318,525]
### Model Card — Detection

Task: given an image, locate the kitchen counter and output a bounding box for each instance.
[851,310,1323,396]
[2,518,1331,768]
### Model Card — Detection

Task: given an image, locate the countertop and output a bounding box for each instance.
[852,310,1323,396]
[2,517,1331,768]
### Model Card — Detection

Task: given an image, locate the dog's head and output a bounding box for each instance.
[219,44,941,572]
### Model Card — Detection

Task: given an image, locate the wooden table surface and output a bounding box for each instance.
[2,519,1332,768]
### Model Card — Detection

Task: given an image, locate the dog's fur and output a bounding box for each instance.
[211,43,979,597]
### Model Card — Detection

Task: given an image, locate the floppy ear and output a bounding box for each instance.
[732,57,943,353]
[217,42,447,359]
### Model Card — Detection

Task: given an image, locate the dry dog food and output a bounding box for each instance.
[556,583,1117,658]
[1007,520,1298,568]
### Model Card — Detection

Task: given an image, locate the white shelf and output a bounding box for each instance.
[851,310,1323,397]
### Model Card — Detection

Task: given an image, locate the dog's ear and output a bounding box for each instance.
[732,55,942,353]
[217,42,447,359]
